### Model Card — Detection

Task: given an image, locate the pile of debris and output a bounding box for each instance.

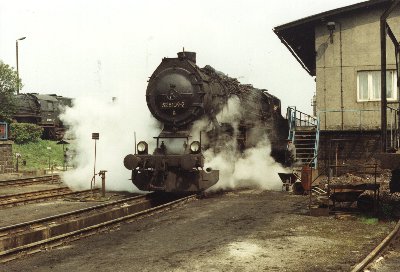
[316,169,400,217]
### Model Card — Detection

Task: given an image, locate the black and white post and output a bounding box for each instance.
[91,133,99,189]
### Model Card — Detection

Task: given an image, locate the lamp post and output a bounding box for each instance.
[16,36,26,94]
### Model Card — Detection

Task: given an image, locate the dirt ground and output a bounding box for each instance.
[0,189,396,272]
[367,232,400,272]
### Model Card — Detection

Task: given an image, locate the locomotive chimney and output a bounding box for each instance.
[177,51,196,63]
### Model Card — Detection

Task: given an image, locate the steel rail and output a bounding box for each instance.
[0,175,60,187]
[351,219,400,272]
[0,193,196,262]
[0,187,70,199]
[0,194,147,232]
[0,175,60,186]
[0,187,99,208]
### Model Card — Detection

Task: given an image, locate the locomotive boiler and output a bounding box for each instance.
[13,93,72,140]
[124,51,288,192]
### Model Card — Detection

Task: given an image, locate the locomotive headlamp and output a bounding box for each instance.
[137,141,148,154]
[190,141,201,153]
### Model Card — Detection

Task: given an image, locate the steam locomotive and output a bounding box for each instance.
[13,93,72,140]
[123,51,288,192]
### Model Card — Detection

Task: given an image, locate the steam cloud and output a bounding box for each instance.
[60,93,160,192]
[61,91,286,192]
[194,96,286,191]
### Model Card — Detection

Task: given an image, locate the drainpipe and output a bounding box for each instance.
[381,18,387,152]
[328,21,344,130]
[339,22,344,131]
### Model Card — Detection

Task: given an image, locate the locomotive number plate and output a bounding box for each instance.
[161,101,185,108]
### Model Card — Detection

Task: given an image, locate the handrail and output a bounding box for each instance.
[287,106,317,139]
[318,109,378,132]
[318,108,397,130]
[287,106,318,168]
[313,118,320,169]
[287,106,317,127]
[318,107,399,150]
[387,106,399,150]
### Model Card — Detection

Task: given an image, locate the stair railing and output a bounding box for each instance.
[286,106,296,142]
[313,118,320,168]
[287,106,318,168]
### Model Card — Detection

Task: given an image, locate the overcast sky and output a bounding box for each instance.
[0,0,363,114]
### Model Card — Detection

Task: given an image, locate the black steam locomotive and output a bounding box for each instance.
[124,51,288,192]
[13,93,72,140]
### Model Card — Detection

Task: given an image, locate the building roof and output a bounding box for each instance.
[273,0,392,76]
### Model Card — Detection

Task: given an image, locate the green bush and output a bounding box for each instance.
[13,139,65,171]
[11,123,43,144]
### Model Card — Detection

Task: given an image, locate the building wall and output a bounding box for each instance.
[315,7,400,131]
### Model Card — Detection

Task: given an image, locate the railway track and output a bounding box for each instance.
[0,175,60,187]
[351,219,400,272]
[0,193,196,262]
[0,187,98,208]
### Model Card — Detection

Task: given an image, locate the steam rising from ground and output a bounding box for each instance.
[204,138,284,191]
[60,93,160,192]
[194,96,286,191]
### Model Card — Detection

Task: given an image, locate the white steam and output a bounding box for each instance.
[60,93,160,192]
[194,96,287,191]
[60,89,286,192]
[204,138,284,191]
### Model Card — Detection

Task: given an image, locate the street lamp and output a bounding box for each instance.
[16,36,26,94]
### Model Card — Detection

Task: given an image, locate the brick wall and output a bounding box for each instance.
[0,141,14,173]
[317,131,381,175]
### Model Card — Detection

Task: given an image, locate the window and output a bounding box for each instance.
[357,70,397,101]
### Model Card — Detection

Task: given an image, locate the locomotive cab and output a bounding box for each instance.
[124,131,219,192]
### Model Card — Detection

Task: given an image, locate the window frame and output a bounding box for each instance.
[357,70,397,102]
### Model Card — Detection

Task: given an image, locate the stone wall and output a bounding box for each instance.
[0,141,14,173]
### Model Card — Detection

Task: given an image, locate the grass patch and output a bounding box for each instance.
[12,139,68,171]
[359,217,379,225]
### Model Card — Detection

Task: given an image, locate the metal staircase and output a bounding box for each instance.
[287,106,319,168]
[294,128,317,167]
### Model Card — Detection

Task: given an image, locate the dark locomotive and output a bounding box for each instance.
[13,93,72,140]
[124,51,288,192]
